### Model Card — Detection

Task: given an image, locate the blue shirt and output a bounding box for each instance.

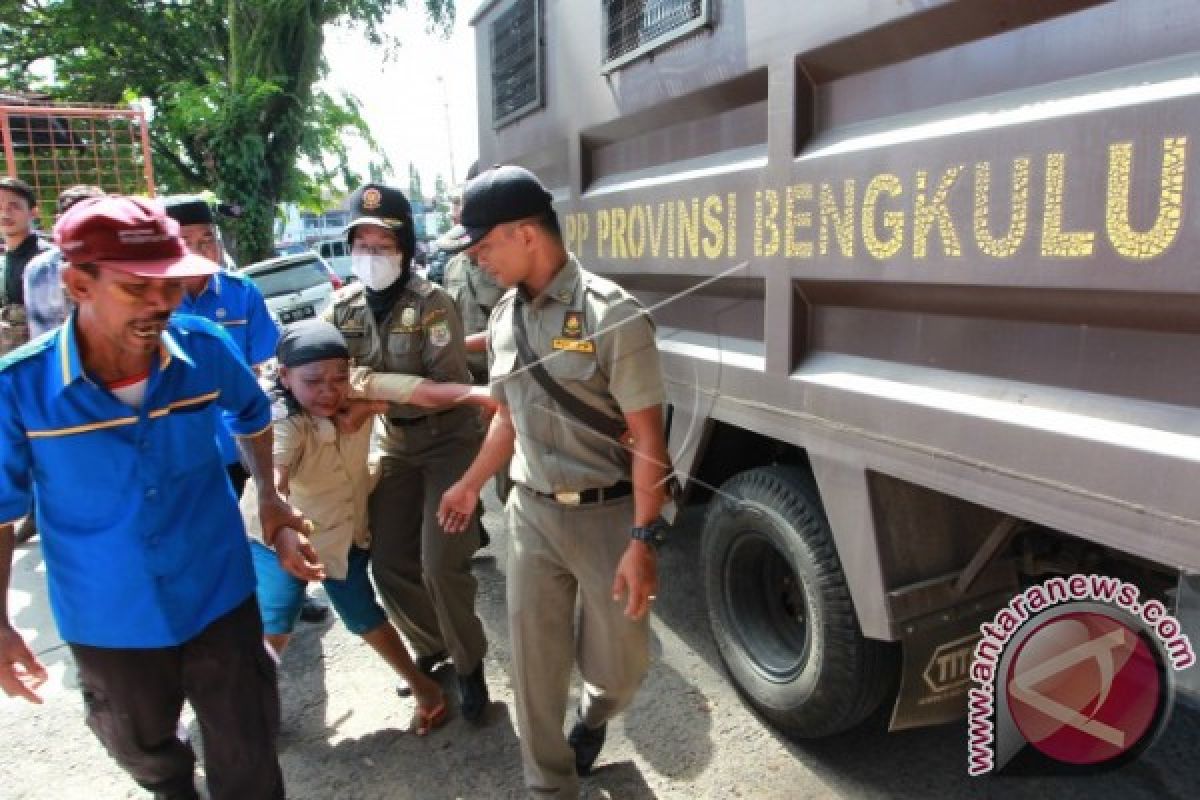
[176,271,280,465]
[0,314,272,647]
[22,247,70,339]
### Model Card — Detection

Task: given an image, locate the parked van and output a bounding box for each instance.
[315,238,354,285]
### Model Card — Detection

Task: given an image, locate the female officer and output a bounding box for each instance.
[322,184,489,722]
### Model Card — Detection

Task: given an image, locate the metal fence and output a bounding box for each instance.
[0,102,155,227]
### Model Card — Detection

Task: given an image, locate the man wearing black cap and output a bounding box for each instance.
[163,196,279,487]
[438,165,669,797]
[322,182,490,721]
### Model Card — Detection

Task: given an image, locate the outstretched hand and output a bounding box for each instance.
[274,525,326,582]
[0,625,48,704]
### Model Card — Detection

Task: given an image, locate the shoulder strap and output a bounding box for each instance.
[512,296,626,441]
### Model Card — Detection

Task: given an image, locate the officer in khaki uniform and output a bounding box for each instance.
[438,166,669,798]
[322,183,489,721]
[442,174,505,384]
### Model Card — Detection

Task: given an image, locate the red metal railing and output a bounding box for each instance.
[0,102,155,227]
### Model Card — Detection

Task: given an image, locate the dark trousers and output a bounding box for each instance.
[226,462,250,499]
[69,597,284,800]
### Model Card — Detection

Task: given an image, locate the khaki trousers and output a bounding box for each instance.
[507,487,650,799]
[368,409,487,672]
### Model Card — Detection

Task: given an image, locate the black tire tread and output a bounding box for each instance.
[703,465,896,738]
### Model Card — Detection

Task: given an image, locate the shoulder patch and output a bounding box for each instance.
[581,271,627,303]
[406,274,436,298]
[331,282,367,304]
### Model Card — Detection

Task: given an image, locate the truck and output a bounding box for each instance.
[465,0,1200,743]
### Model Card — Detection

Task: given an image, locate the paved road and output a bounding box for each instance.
[3,497,1198,799]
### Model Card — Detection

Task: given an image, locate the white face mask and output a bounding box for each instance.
[351,254,403,291]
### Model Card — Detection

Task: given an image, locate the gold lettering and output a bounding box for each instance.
[818,180,856,257]
[667,200,676,258]
[677,198,700,259]
[702,194,724,259]
[596,209,610,259]
[785,183,814,259]
[862,174,904,260]
[974,158,1029,258]
[578,212,590,255]
[627,204,647,259]
[1106,137,1187,261]
[610,207,628,259]
[755,190,780,258]
[648,204,667,258]
[1041,153,1095,258]
[564,213,577,252]
[727,192,737,257]
[914,166,963,258]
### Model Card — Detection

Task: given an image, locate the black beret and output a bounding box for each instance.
[161,195,214,226]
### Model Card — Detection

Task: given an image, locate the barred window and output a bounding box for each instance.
[604,0,713,70]
[490,0,543,128]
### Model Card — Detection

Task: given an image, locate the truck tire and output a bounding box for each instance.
[702,465,895,738]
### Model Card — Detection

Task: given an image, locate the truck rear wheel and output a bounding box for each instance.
[702,465,895,738]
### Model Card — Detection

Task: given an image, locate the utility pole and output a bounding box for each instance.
[437,75,457,187]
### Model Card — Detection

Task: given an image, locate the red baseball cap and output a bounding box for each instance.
[54,195,219,278]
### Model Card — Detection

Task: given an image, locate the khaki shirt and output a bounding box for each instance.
[323,274,473,451]
[444,253,505,381]
[241,368,422,580]
[444,252,505,336]
[488,254,665,493]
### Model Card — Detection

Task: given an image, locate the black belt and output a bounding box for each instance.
[389,408,458,427]
[523,480,633,505]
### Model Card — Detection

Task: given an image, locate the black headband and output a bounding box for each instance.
[276,320,349,367]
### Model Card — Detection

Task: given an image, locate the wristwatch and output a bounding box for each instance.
[631,517,669,549]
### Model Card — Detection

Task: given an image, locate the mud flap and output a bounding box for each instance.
[889,605,1002,731]
[1172,572,1200,705]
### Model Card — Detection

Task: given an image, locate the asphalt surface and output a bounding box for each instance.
[3,496,1199,799]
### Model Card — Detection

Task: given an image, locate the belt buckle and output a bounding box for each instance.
[554,491,582,505]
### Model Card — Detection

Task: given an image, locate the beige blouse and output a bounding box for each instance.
[241,369,422,580]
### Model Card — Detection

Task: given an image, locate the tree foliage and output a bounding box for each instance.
[0,0,455,262]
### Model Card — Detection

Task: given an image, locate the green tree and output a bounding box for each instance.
[0,1,454,262]
[407,161,424,205]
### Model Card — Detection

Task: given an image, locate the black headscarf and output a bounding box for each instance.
[272,320,350,418]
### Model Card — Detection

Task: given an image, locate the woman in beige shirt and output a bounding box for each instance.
[243,320,492,735]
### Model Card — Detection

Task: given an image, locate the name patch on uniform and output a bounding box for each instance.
[552,338,594,353]
[422,308,447,326]
[561,311,584,339]
[429,320,451,347]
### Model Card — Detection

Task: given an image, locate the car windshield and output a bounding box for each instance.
[248,259,328,298]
